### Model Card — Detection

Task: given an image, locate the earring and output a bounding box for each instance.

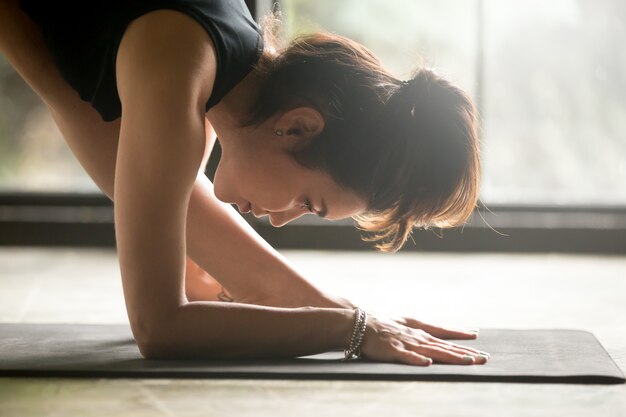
[275,129,284,136]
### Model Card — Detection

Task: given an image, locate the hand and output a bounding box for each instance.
[387,314,480,340]
[359,312,490,366]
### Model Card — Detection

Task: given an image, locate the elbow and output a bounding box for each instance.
[136,336,168,360]
[129,312,179,360]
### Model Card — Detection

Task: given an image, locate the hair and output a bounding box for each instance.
[239,5,481,253]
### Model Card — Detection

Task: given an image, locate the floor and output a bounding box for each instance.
[0,247,625,417]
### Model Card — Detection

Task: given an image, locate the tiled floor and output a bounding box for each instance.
[1,248,625,416]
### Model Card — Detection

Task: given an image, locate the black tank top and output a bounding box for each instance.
[19,0,264,121]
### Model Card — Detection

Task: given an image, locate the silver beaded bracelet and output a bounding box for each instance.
[343,306,368,361]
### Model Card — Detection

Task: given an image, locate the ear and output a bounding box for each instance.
[275,107,325,139]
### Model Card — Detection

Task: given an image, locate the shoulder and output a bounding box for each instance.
[115,9,217,111]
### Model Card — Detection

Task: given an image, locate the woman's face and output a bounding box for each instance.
[212,107,367,227]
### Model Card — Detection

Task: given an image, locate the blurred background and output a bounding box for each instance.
[2,3,625,414]
[1,0,625,252]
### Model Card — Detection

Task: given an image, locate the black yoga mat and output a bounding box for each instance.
[0,323,624,384]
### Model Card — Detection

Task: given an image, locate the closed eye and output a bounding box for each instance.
[303,198,314,213]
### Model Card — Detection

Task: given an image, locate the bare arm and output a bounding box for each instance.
[112,10,356,357]
[0,2,351,310]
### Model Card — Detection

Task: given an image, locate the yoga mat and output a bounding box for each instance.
[0,323,624,384]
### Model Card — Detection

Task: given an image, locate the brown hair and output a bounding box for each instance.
[240,7,481,253]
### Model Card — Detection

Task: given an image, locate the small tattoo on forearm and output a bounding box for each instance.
[217,286,234,302]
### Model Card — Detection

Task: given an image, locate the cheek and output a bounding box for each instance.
[213,155,262,203]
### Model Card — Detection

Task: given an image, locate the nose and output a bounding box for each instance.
[269,207,308,227]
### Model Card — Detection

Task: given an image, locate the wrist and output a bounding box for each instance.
[343,306,368,360]
[334,306,359,351]
[311,292,356,309]
[296,305,357,352]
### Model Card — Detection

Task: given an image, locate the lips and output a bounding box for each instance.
[251,205,263,217]
[250,204,267,218]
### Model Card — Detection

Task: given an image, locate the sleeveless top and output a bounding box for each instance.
[19,0,265,121]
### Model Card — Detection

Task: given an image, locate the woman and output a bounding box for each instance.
[0,0,488,365]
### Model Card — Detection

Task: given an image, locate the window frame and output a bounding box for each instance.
[1,0,625,253]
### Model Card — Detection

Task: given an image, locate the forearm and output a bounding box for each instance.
[145,303,355,359]
[185,174,352,308]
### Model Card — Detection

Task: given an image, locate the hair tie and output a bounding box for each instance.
[398,79,416,97]
[397,79,416,118]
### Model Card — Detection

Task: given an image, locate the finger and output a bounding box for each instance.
[404,318,479,340]
[412,345,482,365]
[426,336,489,357]
[441,341,491,359]
[425,325,478,340]
[426,342,489,364]
[393,348,432,367]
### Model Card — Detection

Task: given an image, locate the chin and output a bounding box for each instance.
[269,218,286,228]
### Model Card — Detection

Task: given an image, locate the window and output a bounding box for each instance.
[0,58,97,193]
[482,0,626,205]
[1,0,624,251]
[282,0,626,206]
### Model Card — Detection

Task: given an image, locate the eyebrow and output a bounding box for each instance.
[316,197,328,218]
